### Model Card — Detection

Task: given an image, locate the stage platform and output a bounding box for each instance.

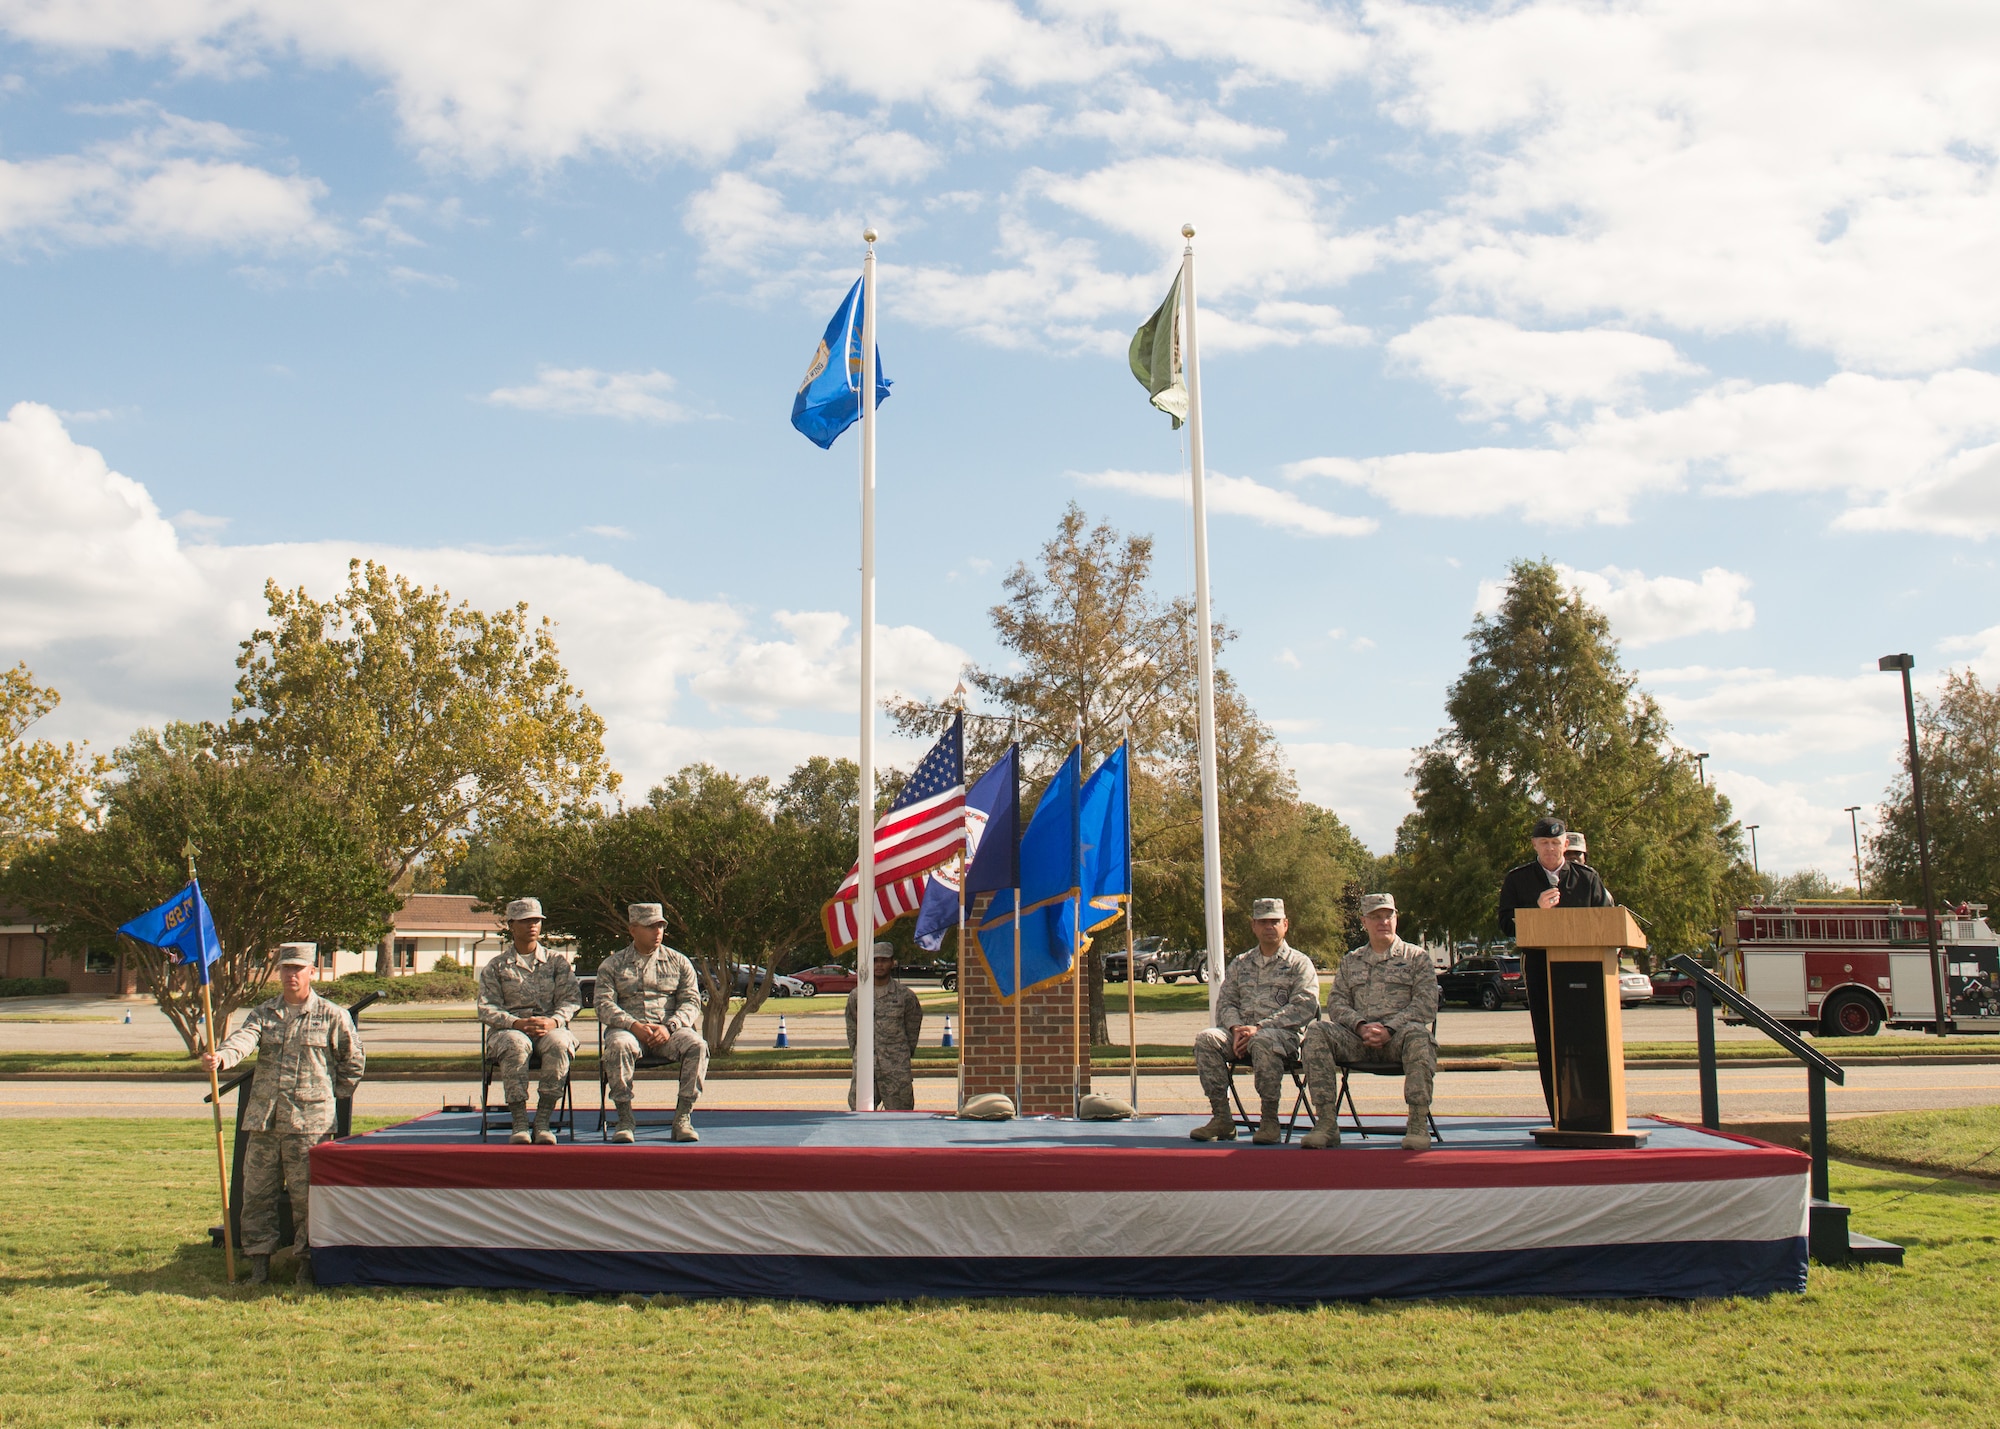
[311,1110,1810,1303]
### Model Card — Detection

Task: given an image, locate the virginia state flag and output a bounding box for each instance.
[977,747,1082,1000]
[118,881,223,985]
[791,277,892,449]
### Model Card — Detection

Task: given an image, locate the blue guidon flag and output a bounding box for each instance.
[119,880,224,985]
[790,276,892,449]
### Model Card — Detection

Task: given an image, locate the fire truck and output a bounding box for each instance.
[1717,900,2000,1036]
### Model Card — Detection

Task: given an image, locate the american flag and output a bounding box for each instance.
[821,715,965,952]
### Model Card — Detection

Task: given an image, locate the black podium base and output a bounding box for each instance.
[1532,1126,1651,1149]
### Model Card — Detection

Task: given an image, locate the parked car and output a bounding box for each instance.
[894,959,957,990]
[793,963,859,995]
[1104,936,1210,984]
[1649,968,1699,1005]
[768,972,814,998]
[1618,967,1654,1007]
[1438,954,1527,1009]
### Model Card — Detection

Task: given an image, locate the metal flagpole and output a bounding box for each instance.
[1011,716,1022,1112]
[955,870,966,1112]
[1181,224,1227,1019]
[1072,724,1083,1119]
[855,228,879,1113]
[1123,723,1137,1110]
[186,840,235,1284]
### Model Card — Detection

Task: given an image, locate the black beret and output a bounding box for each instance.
[1531,815,1567,839]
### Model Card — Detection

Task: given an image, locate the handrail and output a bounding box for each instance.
[1667,954,1843,1083]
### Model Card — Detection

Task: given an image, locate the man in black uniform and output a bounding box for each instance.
[1497,815,1613,1118]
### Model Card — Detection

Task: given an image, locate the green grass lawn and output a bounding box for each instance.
[1,1115,1998,1426]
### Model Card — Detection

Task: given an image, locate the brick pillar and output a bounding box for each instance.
[959,919,1091,1117]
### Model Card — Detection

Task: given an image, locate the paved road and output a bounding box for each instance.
[0,996,1854,1056]
[10,1060,2000,1121]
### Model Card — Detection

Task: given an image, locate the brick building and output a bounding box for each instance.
[0,905,142,995]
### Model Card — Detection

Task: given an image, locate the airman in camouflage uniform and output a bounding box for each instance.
[477,898,581,1145]
[1190,898,1321,1145]
[594,903,707,1143]
[847,943,925,1110]
[203,943,363,1286]
[1301,893,1438,1150]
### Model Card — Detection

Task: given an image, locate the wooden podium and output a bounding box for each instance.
[1515,906,1649,1149]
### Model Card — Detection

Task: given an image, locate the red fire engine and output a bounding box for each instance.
[1718,900,2000,1036]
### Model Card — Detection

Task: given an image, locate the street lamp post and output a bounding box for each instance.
[1879,654,1949,1036]
[1746,825,1760,876]
[1694,752,1710,787]
[1844,805,1865,896]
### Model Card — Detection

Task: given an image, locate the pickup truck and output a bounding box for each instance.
[1104,936,1210,984]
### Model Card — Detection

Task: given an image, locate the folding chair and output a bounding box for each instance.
[1331,1016,1443,1144]
[1223,1045,1315,1143]
[595,1017,693,1141]
[478,1021,575,1143]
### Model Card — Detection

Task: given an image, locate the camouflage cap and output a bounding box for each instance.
[627,902,667,926]
[505,897,543,922]
[1250,898,1286,921]
[275,943,316,968]
[871,940,895,960]
[1564,832,1588,853]
[1358,893,1396,915]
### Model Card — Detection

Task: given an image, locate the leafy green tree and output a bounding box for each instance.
[483,759,857,1053]
[892,504,1367,1039]
[2,727,398,1052]
[0,663,109,865]
[231,559,617,971]
[1867,668,2000,908]
[1387,559,1752,959]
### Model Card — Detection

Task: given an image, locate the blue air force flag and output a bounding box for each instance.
[118,880,223,985]
[791,277,892,449]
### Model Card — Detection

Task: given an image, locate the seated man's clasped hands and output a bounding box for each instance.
[1300,893,1438,1151]
[1189,898,1321,1145]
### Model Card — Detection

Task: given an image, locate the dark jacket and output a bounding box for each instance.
[1497,859,1613,944]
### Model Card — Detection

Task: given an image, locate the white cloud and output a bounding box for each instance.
[1388,316,1701,422]
[0,402,961,793]
[1064,84,1285,154]
[1275,647,1301,669]
[1289,369,2000,531]
[0,110,337,252]
[484,367,696,422]
[1374,0,2000,372]
[1475,564,1754,649]
[1284,740,1413,851]
[1077,467,1376,537]
[1052,0,1366,87]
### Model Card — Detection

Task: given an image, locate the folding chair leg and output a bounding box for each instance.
[1336,1071,1368,1136]
[1225,1071,1255,1133]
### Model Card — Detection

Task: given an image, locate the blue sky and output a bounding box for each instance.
[2,1,1997,879]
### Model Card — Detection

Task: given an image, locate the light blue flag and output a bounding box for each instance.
[790,277,892,449]
[1079,741,1130,936]
[118,880,223,986]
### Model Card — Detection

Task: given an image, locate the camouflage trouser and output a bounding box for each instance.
[1301,1021,1436,1110]
[241,1130,324,1255]
[848,1050,916,1111]
[1192,1024,1301,1103]
[602,1027,708,1104]
[487,1027,578,1104]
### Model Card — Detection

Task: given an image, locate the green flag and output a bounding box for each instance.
[1128,272,1189,429]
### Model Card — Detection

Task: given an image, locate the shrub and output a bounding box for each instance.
[318,969,478,1005]
[0,977,69,997]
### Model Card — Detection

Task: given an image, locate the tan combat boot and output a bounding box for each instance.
[671,1096,700,1143]
[508,1103,532,1145]
[611,1103,637,1144]
[1189,1097,1237,1141]
[1300,1118,1341,1150]
[1402,1107,1431,1151]
[1252,1099,1283,1145]
[532,1103,558,1146]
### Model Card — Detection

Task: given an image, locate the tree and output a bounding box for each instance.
[1867,668,2000,908]
[230,559,617,971]
[0,663,109,865]
[483,758,857,1053]
[892,505,1367,1041]
[1387,559,1752,960]
[1,727,398,1053]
